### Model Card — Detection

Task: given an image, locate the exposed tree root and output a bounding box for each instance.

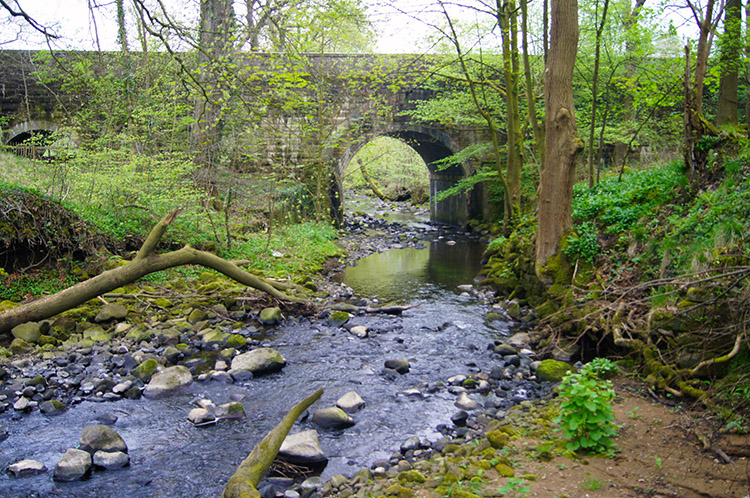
[0,209,308,335]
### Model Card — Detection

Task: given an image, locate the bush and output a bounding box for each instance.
[554,358,620,456]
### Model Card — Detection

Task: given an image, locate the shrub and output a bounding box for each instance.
[554,358,620,456]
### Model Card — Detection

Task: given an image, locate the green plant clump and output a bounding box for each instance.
[554,358,620,456]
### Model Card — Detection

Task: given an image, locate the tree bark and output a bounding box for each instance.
[717,0,740,126]
[535,0,584,281]
[0,210,305,335]
[222,388,323,498]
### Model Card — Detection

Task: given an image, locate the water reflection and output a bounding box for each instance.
[335,239,486,303]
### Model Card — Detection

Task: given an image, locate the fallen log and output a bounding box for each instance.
[0,208,306,335]
[222,388,324,498]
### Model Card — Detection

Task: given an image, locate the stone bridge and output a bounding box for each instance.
[0,50,493,227]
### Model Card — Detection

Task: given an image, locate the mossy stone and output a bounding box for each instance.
[494,463,514,477]
[153,298,172,308]
[398,470,426,484]
[384,483,413,498]
[486,430,510,449]
[536,359,574,382]
[225,334,246,348]
[125,326,153,343]
[10,338,33,355]
[12,322,42,343]
[188,308,208,324]
[37,335,58,347]
[133,359,159,382]
[259,307,283,325]
[328,311,350,327]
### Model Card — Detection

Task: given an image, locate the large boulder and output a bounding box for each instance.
[53,448,92,481]
[230,348,286,376]
[278,430,328,466]
[11,322,41,344]
[312,407,355,430]
[79,424,128,454]
[143,365,193,398]
[94,303,128,322]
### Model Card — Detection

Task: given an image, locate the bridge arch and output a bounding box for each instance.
[335,123,482,227]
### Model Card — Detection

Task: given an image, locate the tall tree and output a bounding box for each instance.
[497,0,523,220]
[535,0,584,279]
[717,0,741,126]
[194,0,235,177]
[683,0,722,181]
[585,0,609,188]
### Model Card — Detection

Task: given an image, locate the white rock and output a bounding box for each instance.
[336,391,365,413]
[143,365,193,398]
[279,430,328,465]
[54,448,92,481]
[349,326,369,338]
[188,408,216,425]
[455,392,480,411]
[7,459,46,477]
[93,450,129,469]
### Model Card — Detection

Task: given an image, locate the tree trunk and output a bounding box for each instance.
[222,388,323,498]
[683,0,718,181]
[521,0,545,170]
[0,210,305,335]
[498,0,523,219]
[717,0,741,127]
[586,0,610,188]
[535,0,584,281]
[358,158,388,201]
[194,0,235,172]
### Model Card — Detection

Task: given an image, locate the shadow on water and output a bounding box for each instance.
[0,236,508,498]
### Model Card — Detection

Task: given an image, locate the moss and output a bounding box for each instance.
[442,444,465,455]
[225,334,247,348]
[536,359,575,382]
[385,483,413,498]
[153,298,172,308]
[486,430,510,450]
[494,463,514,477]
[133,358,159,382]
[328,311,351,326]
[397,470,426,484]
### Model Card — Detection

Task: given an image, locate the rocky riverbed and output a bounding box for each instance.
[0,206,566,498]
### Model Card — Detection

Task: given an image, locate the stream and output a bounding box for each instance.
[0,197,541,498]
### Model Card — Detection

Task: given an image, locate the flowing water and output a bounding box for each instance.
[0,217,515,498]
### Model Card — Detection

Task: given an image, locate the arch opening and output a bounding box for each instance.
[5,129,55,160]
[344,136,430,204]
[338,128,481,227]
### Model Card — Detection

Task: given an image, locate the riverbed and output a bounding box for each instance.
[0,200,539,498]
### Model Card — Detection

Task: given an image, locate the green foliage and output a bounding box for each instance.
[497,477,530,497]
[554,358,620,456]
[563,221,600,263]
[225,222,339,279]
[344,137,429,203]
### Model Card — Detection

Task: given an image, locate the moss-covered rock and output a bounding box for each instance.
[10,338,33,355]
[494,463,515,477]
[327,311,350,327]
[398,470,426,484]
[133,359,159,382]
[225,334,246,348]
[536,359,575,382]
[259,307,283,325]
[11,322,42,343]
[486,430,510,449]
